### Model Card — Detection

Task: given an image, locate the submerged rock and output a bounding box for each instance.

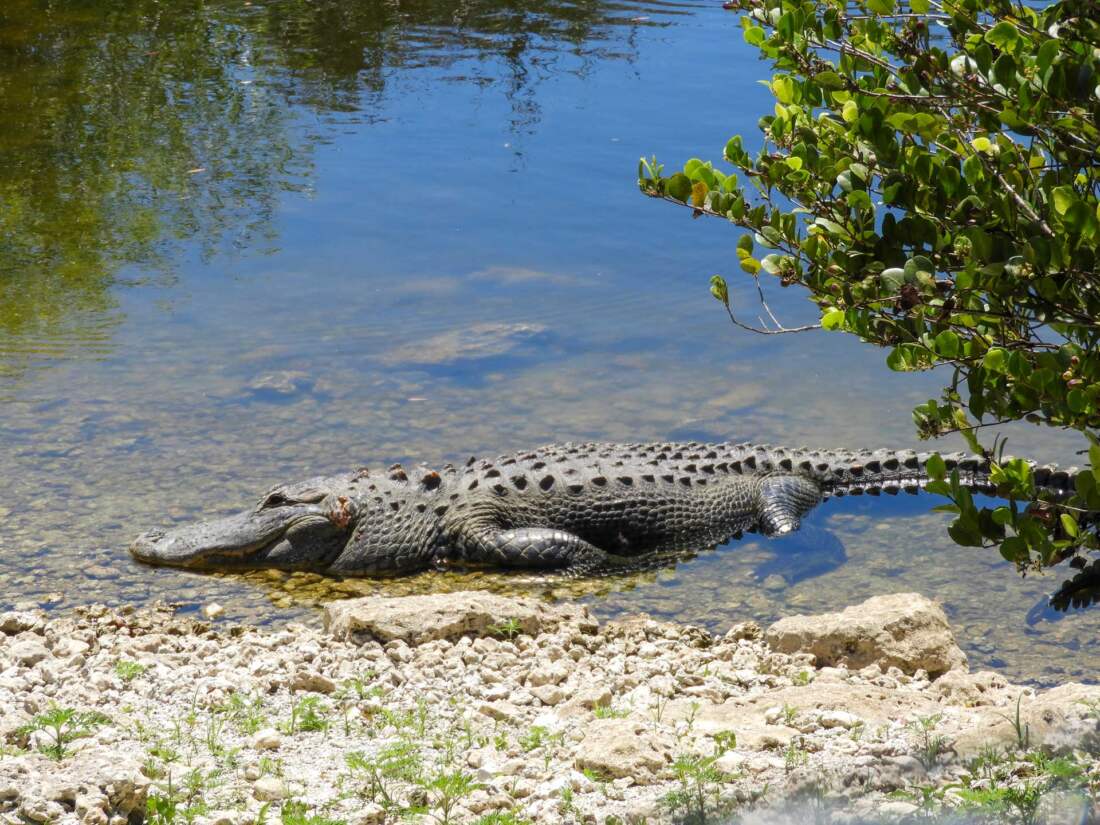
[764,592,968,677]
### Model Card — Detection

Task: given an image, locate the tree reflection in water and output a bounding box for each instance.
[0,0,682,384]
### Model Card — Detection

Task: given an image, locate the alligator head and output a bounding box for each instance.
[130,475,360,571]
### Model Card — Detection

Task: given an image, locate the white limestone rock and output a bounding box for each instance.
[765,593,968,677]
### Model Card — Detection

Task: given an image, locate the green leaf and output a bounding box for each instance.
[1060,513,1079,538]
[880,268,905,291]
[666,173,692,202]
[983,348,1008,373]
[737,234,753,256]
[910,0,929,10]
[739,257,761,275]
[962,154,984,184]
[772,77,796,104]
[760,254,784,274]
[1000,536,1028,564]
[841,100,858,124]
[814,71,845,90]
[866,0,895,14]
[821,308,845,330]
[926,453,946,480]
[949,517,984,547]
[993,53,1016,87]
[984,21,1020,51]
[1051,185,1077,216]
[953,409,982,454]
[1068,389,1087,413]
[1063,201,1096,236]
[744,26,766,46]
[925,480,952,497]
[934,330,960,359]
[1037,38,1059,73]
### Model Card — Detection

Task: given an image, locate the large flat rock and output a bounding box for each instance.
[765,593,967,678]
[953,682,1100,757]
[323,590,594,645]
[574,718,675,782]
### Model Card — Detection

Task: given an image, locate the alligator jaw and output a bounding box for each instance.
[129,505,341,570]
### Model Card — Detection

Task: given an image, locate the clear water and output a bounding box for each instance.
[0,0,1092,684]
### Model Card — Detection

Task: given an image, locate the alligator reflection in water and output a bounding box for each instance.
[750,525,847,588]
[240,527,849,612]
[0,0,678,388]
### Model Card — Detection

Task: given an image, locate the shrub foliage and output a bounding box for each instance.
[639,0,1100,581]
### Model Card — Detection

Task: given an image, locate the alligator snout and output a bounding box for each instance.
[130,501,355,570]
[130,526,206,566]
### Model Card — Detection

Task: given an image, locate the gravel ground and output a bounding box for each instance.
[2,592,1099,825]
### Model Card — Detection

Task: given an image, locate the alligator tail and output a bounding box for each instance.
[811,448,1081,500]
[735,444,1081,500]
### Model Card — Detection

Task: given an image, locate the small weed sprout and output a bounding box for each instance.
[784,739,808,775]
[115,660,147,682]
[279,799,347,825]
[653,694,669,725]
[488,618,523,640]
[909,714,949,769]
[258,755,284,778]
[712,730,737,757]
[995,693,1032,751]
[473,812,532,825]
[420,769,482,825]
[345,741,424,810]
[18,705,110,761]
[660,752,727,824]
[221,693,269,736]
[593,705,629,720]
[558,785,576,815]
[520,725,549,752]
[283,696,330,735]
[781,704,798,727]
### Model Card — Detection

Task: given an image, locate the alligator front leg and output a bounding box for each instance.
[458,527,635,575]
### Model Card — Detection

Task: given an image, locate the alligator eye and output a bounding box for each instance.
[260,491,291,509]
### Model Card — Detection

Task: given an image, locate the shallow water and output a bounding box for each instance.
[0,0,1094,685]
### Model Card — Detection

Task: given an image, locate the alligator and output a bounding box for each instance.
[129,440,1081,576]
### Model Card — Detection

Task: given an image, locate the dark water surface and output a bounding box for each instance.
[0,0,1093,684]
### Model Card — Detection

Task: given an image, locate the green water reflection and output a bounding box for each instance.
[0,0,672,381]
[0,0,1095,686]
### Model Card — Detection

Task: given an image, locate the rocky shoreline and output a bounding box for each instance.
[2,591,1099,825]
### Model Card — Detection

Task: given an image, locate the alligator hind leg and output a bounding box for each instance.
[756,475,823,537]
[469,528,636,575]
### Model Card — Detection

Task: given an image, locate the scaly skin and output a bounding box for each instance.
[129,441,1081,576]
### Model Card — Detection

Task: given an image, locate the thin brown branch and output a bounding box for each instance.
[722,301,821,335]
